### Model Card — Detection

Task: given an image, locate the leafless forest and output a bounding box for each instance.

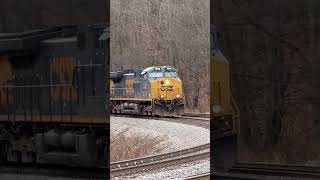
[212,0,320,164]
[0,0,109,32]
[111,0,210,112]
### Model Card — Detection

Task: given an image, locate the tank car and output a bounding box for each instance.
[0,24,109,167]
[110,66,184,116]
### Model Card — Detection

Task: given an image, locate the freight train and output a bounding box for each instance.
[210,24,242,171]
[110,66,184,116]
[210,25,239,135]
[0,24,109,167]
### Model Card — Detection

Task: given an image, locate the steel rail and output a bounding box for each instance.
[229,162,320,179]
[110,114,210,177]
[184,173,210,180]
[111,152,210,177]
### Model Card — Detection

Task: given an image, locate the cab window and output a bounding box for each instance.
[149,72,163,78]
[165,71,177,77]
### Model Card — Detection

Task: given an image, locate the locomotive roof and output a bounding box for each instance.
[0,24,109,54]
[42,37,77,43]
[141,66,176,74]
[211,24,229,64]
[110,70,137,79]
[110,66,176,78]
[99,27,110,41]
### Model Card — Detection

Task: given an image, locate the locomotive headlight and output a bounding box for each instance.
[160,95,164,98]
[176,94,180,98]
[165,79,170,85]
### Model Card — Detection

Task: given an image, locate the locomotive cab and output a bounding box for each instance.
[146,66,184,116]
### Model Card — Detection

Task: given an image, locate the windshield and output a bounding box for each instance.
[165,71,178,77]
[149,72,163,78]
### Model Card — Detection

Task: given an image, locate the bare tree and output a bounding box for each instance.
[111,0,210,112]
[212,0,320,165]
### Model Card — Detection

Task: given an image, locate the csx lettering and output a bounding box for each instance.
[49,57,78,101]
[161,86,173,91]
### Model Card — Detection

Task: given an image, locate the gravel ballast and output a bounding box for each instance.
[111,116,210,153]
[114,160,210,180]
[111,116,210,179]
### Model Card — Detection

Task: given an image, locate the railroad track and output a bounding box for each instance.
[110,114,210,178]
[111,113,210,129]
[184,173,210,180]
[210,163,320,180]
[229,163,320,179]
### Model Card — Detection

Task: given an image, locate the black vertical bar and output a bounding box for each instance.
[0,87,2,109]
[49,85,52,122]
[74,67,80,104]
[38,76,42,122]
[6,86,10,121]
[77,73,80,105]
[82,67,85,105]
[13,82,16,123]
[218,82,221,104]
[60,86,63,122]
[70,85,72,122]
[23,83,27,122]
[30,77,33,122]
[92,63,95,96]
[48,70,52,122]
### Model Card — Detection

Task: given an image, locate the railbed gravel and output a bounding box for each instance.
[111,116,210,153]
[112,159,210,180]
[111,116,210,179]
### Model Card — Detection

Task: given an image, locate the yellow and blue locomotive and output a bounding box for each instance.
[110,66,184,116]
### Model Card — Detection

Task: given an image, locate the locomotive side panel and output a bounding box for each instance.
[111,71,150,100]
[0,56,12,112]
[0,25,109,167]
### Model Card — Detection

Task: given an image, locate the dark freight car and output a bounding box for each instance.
[0,24,109,167]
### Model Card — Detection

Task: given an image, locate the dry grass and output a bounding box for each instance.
[111,128,170,162]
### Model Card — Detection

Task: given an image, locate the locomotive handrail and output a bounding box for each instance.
[231,94,240,133]
[231,94,240,118]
